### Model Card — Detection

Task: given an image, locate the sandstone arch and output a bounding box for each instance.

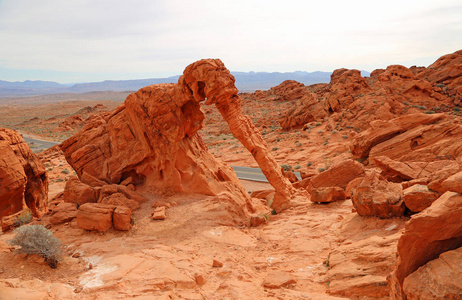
[61,59,301,214]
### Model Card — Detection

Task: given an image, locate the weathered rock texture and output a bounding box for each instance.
[403,247,462,299]
[61,59,297,216]
[389,191,462,299]
[0,128,48,219]
[307,159,365,192]
[351,171,405,218]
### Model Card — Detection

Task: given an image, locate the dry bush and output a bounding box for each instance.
[13,209,33,227]
[8,225,62,268]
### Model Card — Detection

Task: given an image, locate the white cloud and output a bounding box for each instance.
[0,0,461,82]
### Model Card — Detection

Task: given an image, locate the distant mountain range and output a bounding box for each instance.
[0,70,371,98]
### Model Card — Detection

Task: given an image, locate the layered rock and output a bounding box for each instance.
[0,128,48,219]
[49,202,78,225]
[61,59,299,218]
[278,50,462,143]
[389,191,462,299]
[279,92,328,130]
[416,49,462,106]
[324,68,371,113]
[403,247,462,299]
[351,113,446,159]
[373,155,460,182]
[76,203,115,232]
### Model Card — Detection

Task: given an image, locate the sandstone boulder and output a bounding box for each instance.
[351,172,405,218]
[76,203,115,232]
[1,210,31,232]
[0,128,48,219]
[351,113,445,159]
[310,187,346,203]
[369,118,462,162]
[374,156,460,183]
[151,206,166,220]
[63,176,98,205]
[402,184,439,213]
[307,159,365,192]
[49,202,78,225]
[389,191,462,299]
[441,170,462,194]
[403,247,462,299]
[99,192,139,211]
[427,163,462,193]
[113,206,132,231]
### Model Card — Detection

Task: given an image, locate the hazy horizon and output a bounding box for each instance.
[1,0,461,83]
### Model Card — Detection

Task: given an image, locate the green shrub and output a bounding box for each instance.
[281,164,292,172]
[8,225,62,268]
[13,210,33,227]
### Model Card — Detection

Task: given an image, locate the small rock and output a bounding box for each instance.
[72,252,81,258]
[88,263,93,270]
[113,206,132,230]
[212,259,223,268]
[195,274,206,285]
[250,215,267,227]
[310,186,346,203]
[151,207,166,220]
[262,271,297,289]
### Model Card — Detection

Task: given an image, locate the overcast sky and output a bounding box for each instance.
[0,0,461,83]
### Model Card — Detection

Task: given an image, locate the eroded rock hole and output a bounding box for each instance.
[197,81,206,99]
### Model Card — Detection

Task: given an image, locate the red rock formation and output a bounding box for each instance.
[416,49,462,106]
[373,155,460,183]
[325,68,371,113]
[351,113,446,159]
[247,80,309,102]
[279,92,327,130]
[49,202,78,225]
[351,171,405,218]
[442,170,462,193]
[61,59,299,217]
[113,206,132,231]
[76,203,115,232]
[0,128,48,219]
[389,191,462,299]
[310,186,346,203]
[307,159,365,192]
[52,115,85,133]
[63,176,99,205]
[279,51,461,138]
[401,184,439,212]
[268,80,307,102]
[403,247,462,299]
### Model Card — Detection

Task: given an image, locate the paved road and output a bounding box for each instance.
[22,136,60,152]
[232,165,302,183]
[22,135,300,183]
